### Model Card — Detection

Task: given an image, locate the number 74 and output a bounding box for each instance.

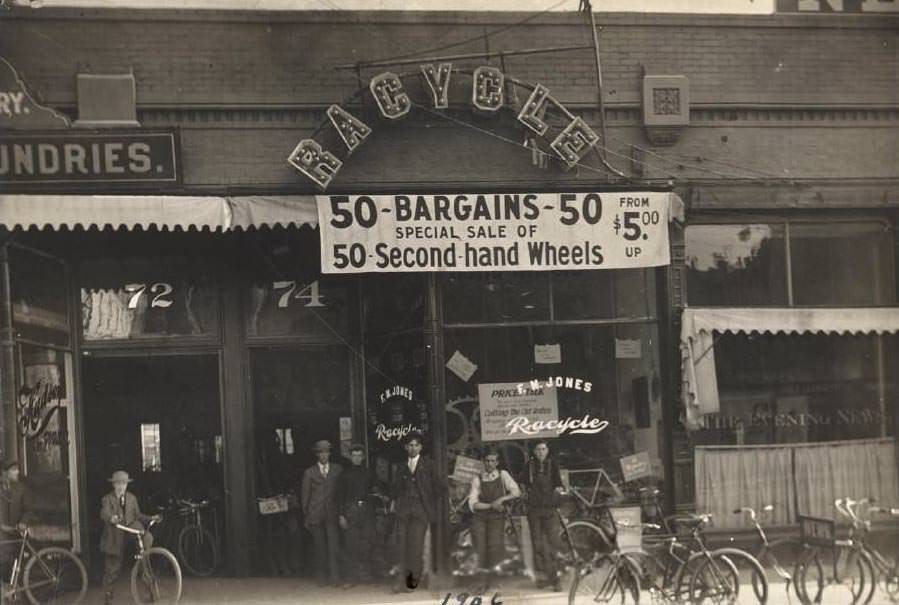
[272,280,326,308]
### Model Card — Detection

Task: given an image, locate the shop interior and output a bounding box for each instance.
[81,354,224,576]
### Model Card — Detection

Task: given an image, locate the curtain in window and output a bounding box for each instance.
[794,438,898,519]
[695,446,796,529]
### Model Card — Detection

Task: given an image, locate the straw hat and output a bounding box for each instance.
[107,470,133,483]
[312,440,332,453]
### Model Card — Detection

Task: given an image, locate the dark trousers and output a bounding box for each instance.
[528,512,560,580]
[103,531,154,591]
[344,503,374,581]
[309,519,340,583]
[471,513,505,571]
[396,512,428,586]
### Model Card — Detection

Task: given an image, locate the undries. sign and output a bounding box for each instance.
[0,130,181,189]
[0,56,181,191]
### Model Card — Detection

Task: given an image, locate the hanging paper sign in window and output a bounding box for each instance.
[316,192,676,273]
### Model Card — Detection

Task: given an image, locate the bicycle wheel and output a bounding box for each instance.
[569,555,640,605]
[177,524,218,576]
[757,539,803,600]
[690,549,767,604]
[794,548,823,605]
[797,546,873,605]
[562,520,614,564]
[23,546,87,605]
[131,547,183,604]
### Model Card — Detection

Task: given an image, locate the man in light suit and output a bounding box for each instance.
[100,470,158,605]
[391,432,444,593]
[300,439,343,586]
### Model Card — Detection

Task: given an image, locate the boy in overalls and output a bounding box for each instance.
[467,448,520,590]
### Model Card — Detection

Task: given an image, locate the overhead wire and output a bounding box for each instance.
[342,0,573,69]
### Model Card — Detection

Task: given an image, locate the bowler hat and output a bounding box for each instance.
[312,440,332,453]
[108,470,133,483]
[1,459,18,472]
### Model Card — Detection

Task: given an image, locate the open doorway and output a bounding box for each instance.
[81,354,223,574]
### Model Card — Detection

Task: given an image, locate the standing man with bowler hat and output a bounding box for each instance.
[301,439,343,586]
[391,432,443,593]
[100,470,158,604]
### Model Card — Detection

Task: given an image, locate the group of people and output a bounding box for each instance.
[300,433,567,594]
[300,434,442,593]
[2,433,568,600]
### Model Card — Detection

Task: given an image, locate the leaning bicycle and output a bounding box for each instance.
[175,499,219,577]
[793,501,875,605]
[736,504,804,601]
[837,498,899,603]
[0,525,87,604]
[115,517,182,604]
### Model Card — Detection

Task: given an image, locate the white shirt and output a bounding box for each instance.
[318,462,329,477]
[407,455,420,474]
[468,469,521,512]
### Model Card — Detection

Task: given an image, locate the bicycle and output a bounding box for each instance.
[736,504,804,601]
[174,499,219,577]
[837,498,899,603]
[0,525,87,604]
[793,501,876,605]
[115,517,182,604]
[569,509,767,604]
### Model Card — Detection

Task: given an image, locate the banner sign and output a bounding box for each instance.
[316,192,673,273]
[0,130,181,190]
[478,382,559,442]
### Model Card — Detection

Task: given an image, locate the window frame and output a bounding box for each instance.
[684,214,896,307]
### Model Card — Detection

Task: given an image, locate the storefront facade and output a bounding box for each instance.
[1,6,897,579]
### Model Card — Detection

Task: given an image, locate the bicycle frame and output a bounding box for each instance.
[1,528,64,597]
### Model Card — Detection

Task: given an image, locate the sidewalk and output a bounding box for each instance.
[87,575,899,605]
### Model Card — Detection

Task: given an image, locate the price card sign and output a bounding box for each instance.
[316,192,674,273]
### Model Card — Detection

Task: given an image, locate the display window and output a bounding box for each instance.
[681,217,899,522]
[440,269,662,579]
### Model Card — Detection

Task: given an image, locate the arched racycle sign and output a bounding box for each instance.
[287,65,602,190]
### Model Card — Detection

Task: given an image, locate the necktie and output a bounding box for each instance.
[120,495,125,509]
[321,464,327,478]
[408,458,414,473]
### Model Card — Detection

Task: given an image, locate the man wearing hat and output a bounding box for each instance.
[300,439,343,586]
[100,470,158,604]
[1,459,32,582]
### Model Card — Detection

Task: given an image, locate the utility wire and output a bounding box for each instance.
[342,0,573,69]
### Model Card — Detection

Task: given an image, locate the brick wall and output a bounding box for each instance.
[2,10,896,106]
[1,9,897,192]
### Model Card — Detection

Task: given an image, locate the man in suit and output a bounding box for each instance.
[100,470,158,605]
[391,432,443,593]
[300,439,343,586]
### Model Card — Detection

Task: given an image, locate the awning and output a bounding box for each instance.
[0,194,319,231]
[680,306,899,430]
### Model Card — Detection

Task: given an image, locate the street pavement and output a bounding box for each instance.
[86,575,899,604]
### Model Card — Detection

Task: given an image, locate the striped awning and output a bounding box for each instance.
[681,306,899,430]
[0,194,318,231]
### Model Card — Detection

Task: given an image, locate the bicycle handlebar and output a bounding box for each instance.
[115,516,161,535]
